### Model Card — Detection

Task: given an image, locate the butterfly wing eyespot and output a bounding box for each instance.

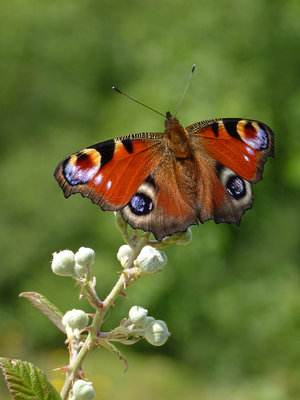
[213,164,253,224]
[226,175,247,199]
[61,149,101,187]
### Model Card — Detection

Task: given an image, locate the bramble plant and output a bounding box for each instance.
[0,212,192,400]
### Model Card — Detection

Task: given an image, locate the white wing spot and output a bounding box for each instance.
[106,180,112,190]
[244,155,250,162]
[246,146,255,155]
[94,173,103,185]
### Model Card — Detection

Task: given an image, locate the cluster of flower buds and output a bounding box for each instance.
[69,379,95,400]
[117,245,167,274]
[51,247,95,279]
[128,306,170,346]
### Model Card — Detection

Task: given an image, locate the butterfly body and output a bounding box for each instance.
[55,113,274,240]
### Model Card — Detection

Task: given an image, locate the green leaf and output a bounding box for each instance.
[19,292,65,333]
[0,357,61,400]
[100,341,128,372]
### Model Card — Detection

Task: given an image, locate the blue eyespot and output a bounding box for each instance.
[226,176,246,200]
[129,193,153,215]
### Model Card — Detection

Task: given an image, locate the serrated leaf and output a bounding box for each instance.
[19,292,65,333]
[100,341,128,372]
[0,357,61,400]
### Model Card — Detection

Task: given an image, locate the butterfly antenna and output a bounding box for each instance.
[112,86,165,118]
[174,64,196,117]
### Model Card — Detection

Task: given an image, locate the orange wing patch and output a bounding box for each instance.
[55,137,163,210]
[90,140,159,208]
[193,122,259,182]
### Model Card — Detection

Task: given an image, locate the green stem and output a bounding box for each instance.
[81,281,103,309]
[115,212,134,246]
[60,310,102,399]
[102,232,150,311]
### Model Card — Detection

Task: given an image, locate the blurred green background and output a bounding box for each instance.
[1,0,300,398]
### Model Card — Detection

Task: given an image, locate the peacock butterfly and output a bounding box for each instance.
[54,106,274,240]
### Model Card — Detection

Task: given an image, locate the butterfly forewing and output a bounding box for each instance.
[54,133,164,210]
[186,118,274,183]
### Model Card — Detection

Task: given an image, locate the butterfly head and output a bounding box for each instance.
[164,111,180,128]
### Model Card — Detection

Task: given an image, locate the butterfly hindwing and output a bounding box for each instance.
[212,163,253,224]
[120,161,200,241]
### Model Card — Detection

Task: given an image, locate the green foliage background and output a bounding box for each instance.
[1,0,300,398]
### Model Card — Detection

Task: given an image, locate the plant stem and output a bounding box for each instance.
[102,232,150,310]
[60,310,102,399]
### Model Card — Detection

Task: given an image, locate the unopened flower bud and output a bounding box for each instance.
[74,247,95,277]
[144,320,170,346]
[75,247,95,268]
[117,245,133,268]
[134,246,167,273]
[72,380,95,400]
[74,262,88,277]
[142,316,155,328]
[62,309,89,331]
[128,306,148,325]
[51,250,75,277]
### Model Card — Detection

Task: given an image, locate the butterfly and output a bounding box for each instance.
[54,110,274,241]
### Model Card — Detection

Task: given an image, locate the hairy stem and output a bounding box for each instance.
[102,232,150,310]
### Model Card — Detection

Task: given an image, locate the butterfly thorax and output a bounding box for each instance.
[164,112,190,159]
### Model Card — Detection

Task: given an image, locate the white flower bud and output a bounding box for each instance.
[144,320,170,346]
[51,250,75,277]
[75,247,95,269]
[74,262,88,277]
[128,306,148,325]
[117,245,133,268]
[142,316,155,328]
[73,380,95,400]
[134,246,167,273]
[62,309,89,331]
